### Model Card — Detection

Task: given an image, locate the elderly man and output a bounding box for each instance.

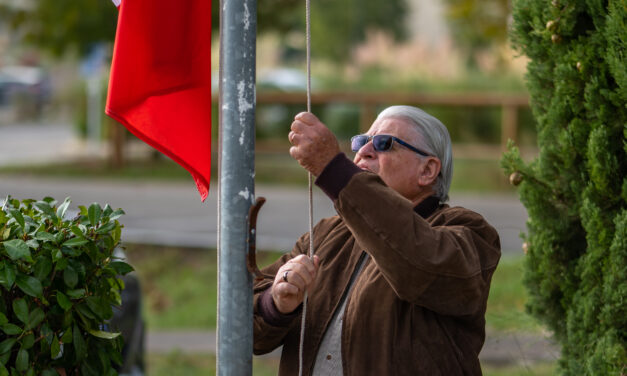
[253,105,501,375]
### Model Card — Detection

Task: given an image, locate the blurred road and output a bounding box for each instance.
[0,122,105,167]
[0,175,527,253]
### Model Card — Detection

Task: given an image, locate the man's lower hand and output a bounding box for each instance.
[271,254,320,314]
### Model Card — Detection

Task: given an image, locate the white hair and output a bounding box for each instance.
[376,105,453,202]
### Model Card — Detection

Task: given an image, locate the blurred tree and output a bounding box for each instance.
[443,0,510,68]
[1,0,118,57]
[502,0,626,374]
[212,0,302,35]
[213,0,408,63]
[310,0,407,62]
[4,0,406,63]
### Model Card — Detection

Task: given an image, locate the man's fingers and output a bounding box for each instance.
[274,282,300,298]
[294,111,320,125]
[290,119,308,133]
[291,255,317,275]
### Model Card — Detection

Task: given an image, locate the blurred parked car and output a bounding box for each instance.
[0,65,51,117]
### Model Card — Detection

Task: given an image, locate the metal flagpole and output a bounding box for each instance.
[217,0,257,373]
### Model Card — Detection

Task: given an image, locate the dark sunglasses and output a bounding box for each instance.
[351,134,431,157]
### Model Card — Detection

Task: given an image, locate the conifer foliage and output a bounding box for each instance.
[502,0,626,374]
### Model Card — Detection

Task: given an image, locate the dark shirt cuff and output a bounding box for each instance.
[315,153,363,200]
[258,289,302,327]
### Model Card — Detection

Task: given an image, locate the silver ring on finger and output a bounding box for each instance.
[282,270,289,283]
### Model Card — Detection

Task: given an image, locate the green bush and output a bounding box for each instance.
[0,197,132,375]
[502,0,626,374]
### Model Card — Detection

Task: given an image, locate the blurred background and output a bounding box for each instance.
[0,0,557,375]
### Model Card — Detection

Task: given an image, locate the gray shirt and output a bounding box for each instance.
[312,254,369,375]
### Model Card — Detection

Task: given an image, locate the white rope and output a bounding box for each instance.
[298,0,313,374]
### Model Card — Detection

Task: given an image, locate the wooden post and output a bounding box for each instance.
[360,103,376,133]
[109,120,126,168]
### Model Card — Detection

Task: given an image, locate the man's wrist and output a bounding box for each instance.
[258,289,301,326]
[315,153,363,200]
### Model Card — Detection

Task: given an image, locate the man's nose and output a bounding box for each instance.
[355,140,377,160]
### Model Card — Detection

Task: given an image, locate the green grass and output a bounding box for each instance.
[146,352,280,376]
[486,255,542,332]
[125,245,538,333]
[146,352,555,376]
[125,245,282,330]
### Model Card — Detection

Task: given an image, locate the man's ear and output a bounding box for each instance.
[418,157,441,187]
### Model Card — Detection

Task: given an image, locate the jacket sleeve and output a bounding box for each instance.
[252,229,310,355]
[333,172,501,316]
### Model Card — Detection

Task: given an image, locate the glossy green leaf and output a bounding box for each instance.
[78,205,88,216]
[15,275,43,297]
[1,228,10,241]
[42,369,57,376]
[73,324,86,360]
[109,261,134,275]
[70,226,84,238]
[63,266,78,288]
[34,231,56,242]
[0,313,6,326]
[42,197,56,205]
[51,248,63,262]
[20,333,34,350]
[35,201,56,219]
[50,335,60,358]
[62,237,89,247]
[102,204,113,217]
[61,326,72,344]
[12,299,28,324]
[56,197,71,219]
[0,352,8,367]
[8,210,24,229]
[34,256,53,281]
[95,222,116,234]
[54,232,65,243]
[27,308,44,330]
[2,239,31,261]
[0,338,15,354]
[0,264,15,289]
[109,209,125,221]
[86,297,112,320]
[40,323,53,344]
[75,303,95,320]
[87,203,101,227]
[87,329,121,340]
[0,362,7,376]
[66,288,86,299]
[15,348,28,372]
[56,291,72,311]
[1,324,21,335]
[25,239,39,249]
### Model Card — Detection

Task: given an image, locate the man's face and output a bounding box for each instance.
[353,117,437,205]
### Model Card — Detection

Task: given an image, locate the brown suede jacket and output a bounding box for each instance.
[253,154,501,375]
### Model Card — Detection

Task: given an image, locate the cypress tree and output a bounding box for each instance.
[502,0,626,374]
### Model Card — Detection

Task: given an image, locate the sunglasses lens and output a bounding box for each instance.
[373,135,393,151]
[351,135,368,152]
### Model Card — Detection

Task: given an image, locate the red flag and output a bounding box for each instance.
[106,0,212,201]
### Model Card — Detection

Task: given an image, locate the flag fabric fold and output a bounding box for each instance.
[106,0,212,201]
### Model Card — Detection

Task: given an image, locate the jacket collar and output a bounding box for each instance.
[414,196,440,219]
